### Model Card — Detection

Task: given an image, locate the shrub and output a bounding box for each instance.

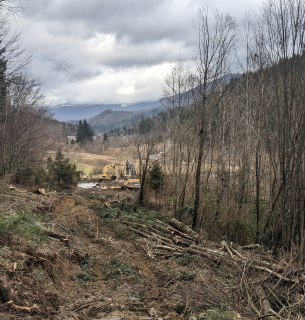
[104,258,140,280]
[199,309,240,320]
[47,150,78,191]
[176,253,196,266]
[177,270,196,281]
[79,253,93,271]
[75,272,91,283]
[0,210,48,244]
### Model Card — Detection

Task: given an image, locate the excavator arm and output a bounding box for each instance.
[126,160,136,179]
[124,160,140,189]
[102,162,115,174]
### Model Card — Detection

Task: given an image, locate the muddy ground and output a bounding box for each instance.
[0,185,304,320]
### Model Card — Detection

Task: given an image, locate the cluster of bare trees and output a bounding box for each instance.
[0,1,55,184]
[160,0,305,257]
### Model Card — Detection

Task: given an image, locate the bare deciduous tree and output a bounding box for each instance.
[253,0,305,254]
[134,117,159,205]
[192,8,237,230]
[162,59,197,215]
[0,0,53,183]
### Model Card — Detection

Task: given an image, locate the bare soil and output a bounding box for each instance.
[0,185,304,320]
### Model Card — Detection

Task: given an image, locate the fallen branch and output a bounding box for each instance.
[126,227,152,239]
[154,219,197,242]
[46,230,70,246]
[126,219,303,285]
[241,244,260,250]
[222,241,241,261]
[169,218,199,241]
[251,264,299,284]
[116,219,147,229]
[172,235,194,247]
[152,244,183,252]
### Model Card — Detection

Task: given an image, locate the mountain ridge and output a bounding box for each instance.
[49,100,162,123]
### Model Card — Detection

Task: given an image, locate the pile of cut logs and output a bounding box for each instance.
[117,217,305,283]
[116,217,305,319]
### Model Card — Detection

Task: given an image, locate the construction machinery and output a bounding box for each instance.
[123,160,140,189]
[91,162,116,182]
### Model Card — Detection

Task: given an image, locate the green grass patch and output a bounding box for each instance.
[177,270,196,281]
[93,203,165,240]
[0,210,48,244]
[31,268,46,284]
[104,258,141,280]
[199,307,239,320]
[79,253,94,271]
[74,272,91,283]
[175,253,196,266]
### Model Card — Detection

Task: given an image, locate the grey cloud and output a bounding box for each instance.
[11,0,262,105]
[38,50,101,83]
[24,0,197,45]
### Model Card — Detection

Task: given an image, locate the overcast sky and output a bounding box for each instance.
[11,0,261,106]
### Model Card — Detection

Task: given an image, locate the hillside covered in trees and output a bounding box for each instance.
[1,0,305,319]
[1,0,305,268]
[133,0,305,260]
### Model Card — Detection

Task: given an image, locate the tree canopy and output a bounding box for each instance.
[76,119,94,143]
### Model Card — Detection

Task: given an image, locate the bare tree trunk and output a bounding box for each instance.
[191,8,237,231]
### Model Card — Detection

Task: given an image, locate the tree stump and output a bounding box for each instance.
[0,275,21,304]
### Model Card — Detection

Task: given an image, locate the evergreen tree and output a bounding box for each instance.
[47,151,77,190]
[148,162,164,204]
[76,119,94,143]
[149,162,164,191]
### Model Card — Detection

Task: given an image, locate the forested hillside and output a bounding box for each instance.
[136,1,305,261]
[1,0,305,257]
[152,52,305,250]
[1,0,305,318]
[0,3,66,184]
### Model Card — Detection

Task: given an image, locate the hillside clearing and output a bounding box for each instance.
[0,185,304,319]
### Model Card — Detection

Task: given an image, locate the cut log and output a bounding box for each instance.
[151,232,173,244]
[257,285,273,317]
[38,188,46,195]
[150,225,172,240]
[169,218,199,241]
[127,227,152,239]
[0,275,11,303]
[251,264,299,283]
[240,244,260,250]
[221,241,242,261]
[153,244,182,252]
[172,235,193,247]
[152,221,172,234]
[116,219,147,229]
[185,247,224,263]
[0,301,38,313]
[154,220,196,242]
[46,230,70,246]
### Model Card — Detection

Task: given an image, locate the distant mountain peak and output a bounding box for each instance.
[49,100,163,124]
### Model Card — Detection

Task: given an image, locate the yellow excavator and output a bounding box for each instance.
[91,162,116,182]
[123,160,140,189]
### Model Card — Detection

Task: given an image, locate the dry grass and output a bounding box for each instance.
[63,145,140,175]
